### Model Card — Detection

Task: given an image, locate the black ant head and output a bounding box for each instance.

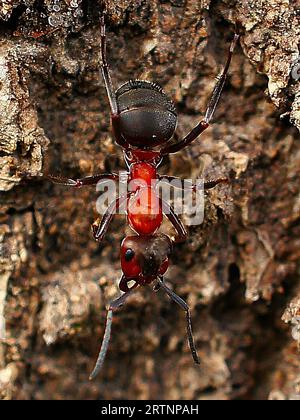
[115,80,177,149]
[121,233,172,283]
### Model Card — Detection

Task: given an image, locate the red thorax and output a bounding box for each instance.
[127,162,162,236]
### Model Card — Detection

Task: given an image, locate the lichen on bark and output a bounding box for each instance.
[0,0,299,400]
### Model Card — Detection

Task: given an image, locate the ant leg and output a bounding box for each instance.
[100,15,118,116]
[204,34,240,124]
[93,193,131,242]
[157,276,200,365]
[161,199,187,243]
[203,177,229,190]
[161,33,239,156]
[100,16,130,150]
[89,281,137,380]
[46,173,119,188]
[161,122,209,155]
[158,175,228,191]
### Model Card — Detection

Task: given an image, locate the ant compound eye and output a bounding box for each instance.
[121,238,142,278]
[125,248,135,261]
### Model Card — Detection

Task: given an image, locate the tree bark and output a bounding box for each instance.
[0,0,299,400]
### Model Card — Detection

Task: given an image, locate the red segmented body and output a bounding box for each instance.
[45,15,239,379]
[127,161,162,236]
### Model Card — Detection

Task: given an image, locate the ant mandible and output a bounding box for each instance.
[47,16,239,379]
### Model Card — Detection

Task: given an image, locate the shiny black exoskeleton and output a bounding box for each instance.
[115,80,177,148]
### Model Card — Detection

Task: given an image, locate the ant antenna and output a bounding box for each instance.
[89,309,113,380]
[89,285,136,380]
[157,276,200,364]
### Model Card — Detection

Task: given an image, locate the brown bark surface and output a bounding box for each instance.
[0,0,299,400]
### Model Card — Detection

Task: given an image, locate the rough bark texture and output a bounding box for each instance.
[0,0,299,400]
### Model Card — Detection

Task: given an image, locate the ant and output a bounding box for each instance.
[46,16,239,380]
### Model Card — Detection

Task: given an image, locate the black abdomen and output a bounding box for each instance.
[116,80,177,148]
